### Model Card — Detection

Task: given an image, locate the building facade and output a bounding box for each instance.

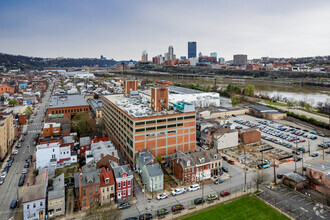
[233,54,248,66]
[36,142,72,169]
[113,165,133,202]
[0,84,14,95]
[99,167,116,205]
[48,173,65,218]
[188,42,197,58]
[102,91,196,166]
[0,111,14,160]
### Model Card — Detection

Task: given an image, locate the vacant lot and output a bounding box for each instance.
[181,195,289,220]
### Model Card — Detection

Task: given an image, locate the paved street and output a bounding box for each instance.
[0,83,53,220]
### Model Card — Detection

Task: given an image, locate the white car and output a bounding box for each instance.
[1,172,7,179]
[22,168,28,174]
[13,149,19,155]
[156,192,168,200]
[172,188,186,196]
[188,184,200,192]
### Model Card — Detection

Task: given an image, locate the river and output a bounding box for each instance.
[129,75,330,106]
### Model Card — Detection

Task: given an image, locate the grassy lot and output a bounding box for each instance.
[181,195,289,220]
[263,99,288,107]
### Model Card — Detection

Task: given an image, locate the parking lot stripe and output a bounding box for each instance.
[291,194,300,199]
[305,201,314,206]
[298,197,306,202]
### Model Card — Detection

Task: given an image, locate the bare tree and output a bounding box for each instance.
[84,202,122,220]
[253,170,270,192]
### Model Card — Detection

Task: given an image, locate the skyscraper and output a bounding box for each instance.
[233,54,247,66]
[188,42,197,58]
[210,52,217,59]
[141,50,148,62]
[168,46,174,60]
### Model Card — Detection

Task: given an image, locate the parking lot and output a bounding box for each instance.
[229,114,329,154]
[259,185,329,220]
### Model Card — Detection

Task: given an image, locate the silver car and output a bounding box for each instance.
[22,168,28,174]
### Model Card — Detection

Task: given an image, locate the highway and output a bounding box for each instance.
[0,82,53,220]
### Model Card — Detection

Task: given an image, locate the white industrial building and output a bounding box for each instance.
[36,142,76,169]
[85,141,119,167]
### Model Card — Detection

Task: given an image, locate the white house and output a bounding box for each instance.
[36,142,72,169]
[213,130,239,150]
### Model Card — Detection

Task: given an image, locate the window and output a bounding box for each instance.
[103,196,105,200]
[184,115,195,119]
[157,125,166,130]
[105,178,109,183]
[33,203,36,208]
[111,186,113,191]
[107,195,110,199]
[40,201,43,206]
[136,128,145,132]
[146,120,155,124]
[102,188,104,193]
[157,119,166,123]
[128,188,131,196]
[95,187,98,193]
[127,180,131,186]
[56,208,61,212]
[107,187,109,192]
[177,117,183,120]
[118,190,121,197]
[60,199,63,203]
[136,121,145,126]
[177,123,183,127]
[123,189,126,197]
[27,205,30,209]
[168,124,176,128]
[89,188,92,194]
[146,127,155,131]
[83,200,86,206]
[89,198,92,204]
[83,190,86,196]
[123,181,126,187]
[49,201,52,206]
[118,182,121,188]
[168,118,176,122]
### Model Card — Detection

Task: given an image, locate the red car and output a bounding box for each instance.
[300,140,306,142]
[220,190,230,197]
[227,160,235,165]
[172,204,184,212]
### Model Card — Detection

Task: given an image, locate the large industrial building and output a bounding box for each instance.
[102,84,196,166]
[46,94,90,119]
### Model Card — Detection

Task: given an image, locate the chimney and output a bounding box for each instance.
[101,153,104,158]
[112,152,114,156]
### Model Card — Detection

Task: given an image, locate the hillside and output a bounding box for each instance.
[0,53,117,70]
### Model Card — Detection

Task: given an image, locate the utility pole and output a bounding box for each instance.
[151,178,153,199]
[308,140,311,156]
[273,158,276,185]
[244,146,247,191]
[295,133,297,172]
[323,139,325,162]
[144,184,146,219]
[301,157,304,175]
[201,170,204,205]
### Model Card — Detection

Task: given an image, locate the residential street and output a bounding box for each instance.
[0,83,53,220]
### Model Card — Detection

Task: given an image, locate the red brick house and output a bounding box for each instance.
[0,84,14,95]
[239,128,261,145]
[80,137,91,156]
[99,167,116,204]
[113,165,133,202]
[169,150,196,184]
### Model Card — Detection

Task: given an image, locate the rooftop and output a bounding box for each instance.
[113,165,133,179]
[248,105,279,113]
[44,122,61,129]
[23,169,48,203]
[88,99,103,110]
[48,94,88,109]
[146,163,163,177]
[136,149,155,168]
[37,142,60,150]
[48,173,65,200]
[104,94,193,118]
[80,137,91,146]
[99,167,115,187]
[80,163,100,187]
[90,141,119,162]
[284,171,308,183]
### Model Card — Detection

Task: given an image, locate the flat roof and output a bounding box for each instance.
[48,94,88,109]
[104,94,195,119]
[248,105,279,113]
[307,162,330,179]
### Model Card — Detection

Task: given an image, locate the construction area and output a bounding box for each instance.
[221,143,293,170]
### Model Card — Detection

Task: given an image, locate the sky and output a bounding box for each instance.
[0,0,329,61]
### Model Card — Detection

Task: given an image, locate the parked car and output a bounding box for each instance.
[1,172,7,179]
[222,156,228,161]
[22,168,28,174]
[24,163,29,169]
[222,167,228,173]
[156,208,169,217]
[171,204,184,212]
[326,150,330,154]
[18,174,25,187]
[311,153,319,157]
[207,194,218,201]
[17,143,21,148]
[201,145,209,150]
[194,198,204,205]
[188,184,200,192]
[13,149,19,155]
[24,131,28,136]
[227,159,235,165]
[10,200,18,209]
[172,188,186,196]
[295,157,302,162]
[220,190,230,197]
[21,138,25,142]
[156,192,168,200]
[214,178,223,184]
[138,213,153,220]
[0,177,4,185]
[117,202,130,210]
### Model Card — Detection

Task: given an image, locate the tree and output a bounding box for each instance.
[304,103,312,111]
[253,170,270,192]
[8,100,18,106]
[85,202,122,220]
[244,85,255,97]
[24,106,33,120]
[72,112,96,137]
[231,95,241,106]
[156,156,162,163]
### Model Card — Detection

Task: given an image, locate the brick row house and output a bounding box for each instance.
[169,149,222,184]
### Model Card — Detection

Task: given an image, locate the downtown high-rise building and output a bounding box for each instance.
[188,41,197,58]
[233,54,247,66]
[141,50,148,62]
[168,45,174,60]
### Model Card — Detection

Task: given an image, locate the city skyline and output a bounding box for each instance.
[0,0,330,61]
